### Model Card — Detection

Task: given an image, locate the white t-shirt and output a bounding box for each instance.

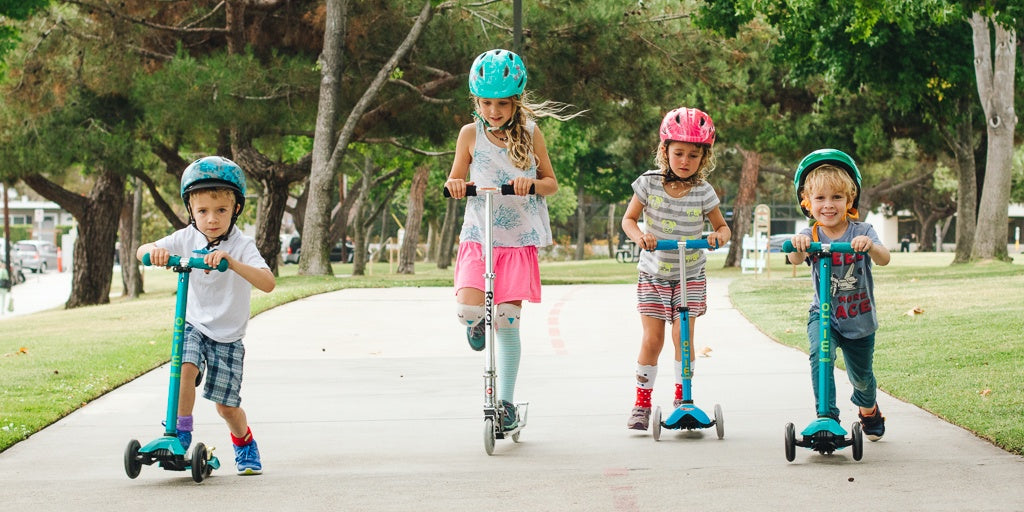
[155,226,268,342]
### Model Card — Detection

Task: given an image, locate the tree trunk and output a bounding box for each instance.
[575,187,586,260]
[397,165,428,274]
[118,178,144,298]
[302,0,434,276]
[437,197,458,269]
[969,12,1015,262]
[725,147,760,267]
[945,106,978,264]
[607,203,616,258]
[24,171,124,308]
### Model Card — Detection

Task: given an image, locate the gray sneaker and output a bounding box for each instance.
[628,406,651,430]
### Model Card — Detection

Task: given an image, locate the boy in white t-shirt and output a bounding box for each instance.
[137,156,275,475]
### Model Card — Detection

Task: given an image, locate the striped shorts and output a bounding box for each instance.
[183,323,246,407]
[636,269,708,322]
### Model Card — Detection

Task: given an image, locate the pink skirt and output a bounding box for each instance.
[454,242,542,303]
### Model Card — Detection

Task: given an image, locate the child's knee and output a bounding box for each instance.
[494,303,522,329]
[456,303,485,327]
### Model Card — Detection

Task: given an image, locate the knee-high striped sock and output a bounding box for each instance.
[495,327,521,403]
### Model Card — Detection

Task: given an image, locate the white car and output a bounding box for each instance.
[13,240,59,273]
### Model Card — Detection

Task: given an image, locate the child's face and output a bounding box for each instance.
[476,97,515,129]
[189,190,238,242]
[806,184,853,229]
[665,141,705,179]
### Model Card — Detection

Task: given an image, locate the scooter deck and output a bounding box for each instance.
[493,402,528,439]
[662,404,716,430]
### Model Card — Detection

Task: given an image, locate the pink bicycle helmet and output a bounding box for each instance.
[659,107,716,146]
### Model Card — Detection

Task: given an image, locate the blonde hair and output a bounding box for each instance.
[473,91,584,170]
[800,164,858,204]
[654,140,716,185]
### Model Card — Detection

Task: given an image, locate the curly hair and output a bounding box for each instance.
[653,140,716,186]
[474,91,584,170]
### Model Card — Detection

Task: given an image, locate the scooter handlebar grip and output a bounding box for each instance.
[781,240,860,254]
[652,239,712,251]
[443,185,476,198]
[141,253,228,272]
[500,184,536,195]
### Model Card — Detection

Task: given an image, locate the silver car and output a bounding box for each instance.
[14,240,59,273]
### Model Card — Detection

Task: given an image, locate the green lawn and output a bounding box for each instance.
[1,252,1022,455]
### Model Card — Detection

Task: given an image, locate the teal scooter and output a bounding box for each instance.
[781,240,863,462]
[650,238,724,441]
[124,253,226,482]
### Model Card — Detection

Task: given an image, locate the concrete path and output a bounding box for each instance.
[1,280,1022,511]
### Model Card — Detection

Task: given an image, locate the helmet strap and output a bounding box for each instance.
[472,105,518,132]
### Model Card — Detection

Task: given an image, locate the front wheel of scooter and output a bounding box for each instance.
[851,422,864,461]
[652,406,662,441]
[191,442,209,482]
[784,423,797,462]
[714,403,725,440]
[483,418,495,456]
[124,439,142,479]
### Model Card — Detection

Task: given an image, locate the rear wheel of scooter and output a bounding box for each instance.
[784,423,797,462]
[483,418,495,456]
[652,406,662,441]
[851,422,864,461]
[714,403,725,439]
[191,442,209,482]
[124,439,142,479]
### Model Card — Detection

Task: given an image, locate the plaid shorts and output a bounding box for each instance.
[183,323,246,407]
[636,269,708,322]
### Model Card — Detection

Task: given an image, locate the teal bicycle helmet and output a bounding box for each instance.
[180,156,247,240]
[468,49,527,99]
[793,149,861,217]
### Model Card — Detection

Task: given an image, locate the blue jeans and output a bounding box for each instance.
[807,314,877,418]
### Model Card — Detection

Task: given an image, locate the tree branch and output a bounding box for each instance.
[362,137,455,157]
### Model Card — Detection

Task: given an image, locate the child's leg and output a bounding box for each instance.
[635,315,665,405]
[806,315,839,419]
[494,302,522,403]
[837,333,878,415]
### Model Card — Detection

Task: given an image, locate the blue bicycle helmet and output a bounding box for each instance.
[793,149,861,217]
[180,156,247,240]
[468,49,527,98]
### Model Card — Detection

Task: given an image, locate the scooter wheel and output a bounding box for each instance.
[714,403,725,440]
[124,439,142,479]
[483,418,495,456]
[191,442,210,482]
[851,421,864,461]
[652,406,662,441]
[784,423,797,462]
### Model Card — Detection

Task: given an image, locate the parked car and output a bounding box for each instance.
[769,234,798,253]
[282,235,301,264]
[13,240,59,273]
[282,235,354,264]
[330,240,354,263]
[0,256,26,286]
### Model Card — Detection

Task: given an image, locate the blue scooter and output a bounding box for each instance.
[650,238,724,441]
[124,253,226,482]
[781,240,863,461]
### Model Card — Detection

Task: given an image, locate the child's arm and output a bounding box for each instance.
[851,235,890,266]
[705,206,732,249]
[787,234,811,264]
[525,126,558,197]
[202,251,276,293]
[622,195,656,250]
[444,124,476,199]
[136,242,170,266]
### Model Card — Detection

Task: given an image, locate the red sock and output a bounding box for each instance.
[231,426,253,447]
[635,388,652,408]
[675,383,682,400]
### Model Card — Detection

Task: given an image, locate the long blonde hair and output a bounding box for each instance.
[474,91,585,170]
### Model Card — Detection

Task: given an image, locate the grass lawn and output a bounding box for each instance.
[1,251,1022,455]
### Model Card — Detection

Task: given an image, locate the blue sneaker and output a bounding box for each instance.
[859,406,885,441]
[499,400,518,430]
[466,322,486,351]
[177,430,192,453]
[234,440,263,475]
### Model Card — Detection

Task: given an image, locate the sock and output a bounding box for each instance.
[495,327,521,403]
[176,415,193,433]
[635,364,657,407]
[231,426,254,447]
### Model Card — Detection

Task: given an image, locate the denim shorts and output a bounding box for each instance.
[183,323,245,407]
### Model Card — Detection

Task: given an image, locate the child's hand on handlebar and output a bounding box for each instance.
[705,232,727,250]
[508,177,534,196]
[850,235,874,253]
[444,178,473,199]
[790,234,811,252]
[202,251,230,274]
[637,233,657,251]
[146,247,170,266]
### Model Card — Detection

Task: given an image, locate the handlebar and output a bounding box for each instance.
[652,239,715,251]
[443,184,536,197]
[141,253,229,272]
[781,240,860,254]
